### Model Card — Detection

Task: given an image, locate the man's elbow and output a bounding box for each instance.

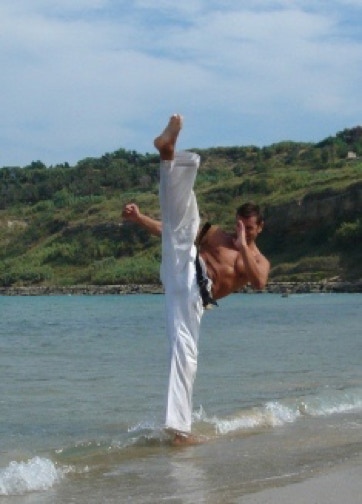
[251,274,269,291]
[252,280,267,291]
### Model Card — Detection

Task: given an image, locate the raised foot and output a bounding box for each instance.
[154,114,183,160]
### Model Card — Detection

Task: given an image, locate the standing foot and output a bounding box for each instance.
[171,432,204,446]
[165,428,206,447]
[154,114,183,160]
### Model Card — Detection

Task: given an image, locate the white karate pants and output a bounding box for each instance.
[159,151,204,434]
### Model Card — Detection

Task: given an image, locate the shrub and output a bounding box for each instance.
[0,263,53,286]
[334,219,362,248]
[90,256,160,285]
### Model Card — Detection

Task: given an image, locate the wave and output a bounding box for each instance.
[195,386,362,436]
[123,386,362,440]
[0,456,67,496]
[118,386,362,444]
[2,387,361,495]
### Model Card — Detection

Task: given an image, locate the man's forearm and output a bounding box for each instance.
[134,213,162,237]
[122,203,162,237]
[240,245,269,290]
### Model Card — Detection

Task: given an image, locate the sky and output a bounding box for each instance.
[1,0,362,168]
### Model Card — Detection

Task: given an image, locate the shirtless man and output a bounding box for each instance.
[122,114,270,444]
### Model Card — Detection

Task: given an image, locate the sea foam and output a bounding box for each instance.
[0,457,63,496]
[197,387,362,436]
[209,403,299,435]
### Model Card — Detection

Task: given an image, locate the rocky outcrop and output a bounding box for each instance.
[1,281,361,296]
[265,280,362,294]
[0,284,164,296]
[0,284,163,296]
[264,181,362,235]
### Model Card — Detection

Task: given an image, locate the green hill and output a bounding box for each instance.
[0,126,361,288]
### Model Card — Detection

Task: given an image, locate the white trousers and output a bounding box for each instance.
[159,151,204,434]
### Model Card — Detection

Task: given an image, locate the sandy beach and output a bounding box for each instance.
[239,456,362,504]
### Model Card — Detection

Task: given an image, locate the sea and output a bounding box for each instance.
[0,293,361,503]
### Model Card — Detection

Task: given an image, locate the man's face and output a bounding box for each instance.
[236,215,263,244]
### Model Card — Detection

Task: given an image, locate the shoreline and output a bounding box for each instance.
[0,283,164,296]
[0,280,361,296]
[238,455,362,504]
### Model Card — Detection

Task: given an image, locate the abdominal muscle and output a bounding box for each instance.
[199,226,248,299]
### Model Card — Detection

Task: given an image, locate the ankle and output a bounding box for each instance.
[160,148,174,161]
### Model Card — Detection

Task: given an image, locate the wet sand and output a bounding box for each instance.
[238,456,362,504]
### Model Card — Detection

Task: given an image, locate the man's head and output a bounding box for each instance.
[236,202,264,243]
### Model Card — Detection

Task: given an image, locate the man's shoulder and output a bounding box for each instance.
[210,225,232,242]
[197,223,221,245]
[255,248,270,268]
[210,227,236,251]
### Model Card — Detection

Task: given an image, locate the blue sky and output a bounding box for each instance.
[1,0,362,167]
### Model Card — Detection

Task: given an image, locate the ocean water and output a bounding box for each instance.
[0,293,361,503]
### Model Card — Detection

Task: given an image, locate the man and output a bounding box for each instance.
[122,114,270,444]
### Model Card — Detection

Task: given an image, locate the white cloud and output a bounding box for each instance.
[0,1,362,166]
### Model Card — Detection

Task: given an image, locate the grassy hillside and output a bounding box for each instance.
[0,127,361,287]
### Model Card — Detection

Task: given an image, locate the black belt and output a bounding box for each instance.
[195,222,212,247]
[195,254,218,309]
[195,222,218,309]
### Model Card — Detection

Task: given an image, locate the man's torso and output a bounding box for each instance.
[198,225,251,299]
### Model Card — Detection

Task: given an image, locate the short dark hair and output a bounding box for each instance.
[236,202,264,224]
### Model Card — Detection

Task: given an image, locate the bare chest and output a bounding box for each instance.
[200,230,248,296]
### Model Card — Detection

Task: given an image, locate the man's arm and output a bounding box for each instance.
[122,203,162,237]
[234,221,270,290]
[239,246,270,290]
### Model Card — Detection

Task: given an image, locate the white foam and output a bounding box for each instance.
[264,401,300,426]
[200,388,362,436]
[301,392,362,417]
[213,414,263,435]
[0,457,63,496]
[127,419,158,433]
[215,403,298,434]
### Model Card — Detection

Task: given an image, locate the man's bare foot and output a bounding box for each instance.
[170,432,205,447]
[154,114,183,160]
